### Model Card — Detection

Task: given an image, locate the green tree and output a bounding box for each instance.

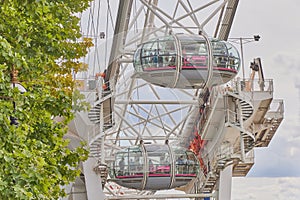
[0,0,92,199]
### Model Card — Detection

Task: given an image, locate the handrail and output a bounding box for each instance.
[75,77,114,100]
[268,99,284,115]
[225,109,238,124]
[210,141,254,166]
[239,78,273,93]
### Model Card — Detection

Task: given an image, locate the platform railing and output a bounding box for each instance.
[268,99,284,116]
[225,78,274,94]
[74,78,100,103]
[239,78,273,93]
[225,109,239,125]
[211,141,254,166]
[74,75,114,99]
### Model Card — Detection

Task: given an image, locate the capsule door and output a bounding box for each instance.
[171,147,199,188]
[143,144,172,190]
[112,146,144,190]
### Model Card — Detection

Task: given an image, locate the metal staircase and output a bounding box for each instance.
[232,159,254,177]
[88,92,114,126]
[239,99,253,121]
[225,92,255,153]
[88,104,101,124]
[194,86,256,193]
[241,132,255,153]
[201,174,218,193]
[257,117,282,146]
[89,138,102,159]
[255,100,284,147]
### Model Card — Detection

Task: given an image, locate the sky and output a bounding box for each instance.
[232,177,300,200]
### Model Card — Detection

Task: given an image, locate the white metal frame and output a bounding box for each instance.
[76,0,242,199]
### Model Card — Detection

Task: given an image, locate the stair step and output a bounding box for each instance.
[88,103,102,124]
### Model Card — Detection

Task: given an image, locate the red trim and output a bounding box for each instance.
[175,174,197,177]
[149,174,171,177]
[143,66,237,73]
[116,173,196,179]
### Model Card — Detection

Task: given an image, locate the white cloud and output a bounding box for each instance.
[154,178,300,200]
[232,177,300,200]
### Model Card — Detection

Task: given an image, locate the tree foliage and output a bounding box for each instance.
[0,0,92,199]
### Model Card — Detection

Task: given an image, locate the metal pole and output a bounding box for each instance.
[229,35,260,81]
[240,37,245,81]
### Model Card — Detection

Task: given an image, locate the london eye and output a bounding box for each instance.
[64,0,284,199]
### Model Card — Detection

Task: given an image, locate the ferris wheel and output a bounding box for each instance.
[65,1,284,200]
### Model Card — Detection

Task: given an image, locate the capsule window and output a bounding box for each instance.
[128,147,143,176]
[145,145,171,175]
[181,40,208,67]
[133,48,142,72]
[115,153,127,176]
[226,43,240,71]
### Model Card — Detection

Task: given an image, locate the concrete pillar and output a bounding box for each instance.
[82,157,106,200]
[218,164,233,200]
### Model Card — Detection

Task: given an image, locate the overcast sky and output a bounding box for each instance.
[232,177,300,200]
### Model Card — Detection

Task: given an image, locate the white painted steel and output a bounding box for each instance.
[69,0,282,200]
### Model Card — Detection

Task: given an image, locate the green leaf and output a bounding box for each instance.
[0,0,92,199]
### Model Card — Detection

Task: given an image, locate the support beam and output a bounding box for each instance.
[83,158,106,200]
[217,0,239,40]
[105,0,133,83]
